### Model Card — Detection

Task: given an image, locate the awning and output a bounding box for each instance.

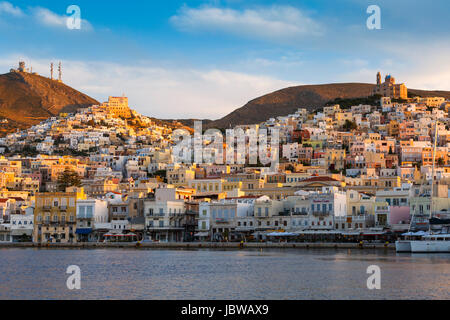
[194,232,209,237]
[401,231,429,236]
[297,230,341,235]
[75,228,92,235]
[267,232,297,237]
[11,229,33,236]
[341,231,361,236]
[361,231,385,236]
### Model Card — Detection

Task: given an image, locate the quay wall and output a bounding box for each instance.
[0,242,395,250]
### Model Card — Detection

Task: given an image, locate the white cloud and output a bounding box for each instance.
[339,44,450,91]
[32,7,93,31]
[0,56,293,120]
[170,5,324,42]
[0,1,23,16]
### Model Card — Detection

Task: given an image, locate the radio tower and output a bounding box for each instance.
[58,62,62,82]
[50,63,54,80]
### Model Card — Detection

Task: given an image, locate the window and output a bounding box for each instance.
[86,206,93,218]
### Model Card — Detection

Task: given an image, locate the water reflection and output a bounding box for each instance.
[0,248,448,300]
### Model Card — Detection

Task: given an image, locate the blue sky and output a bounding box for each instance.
[1,0,450,119]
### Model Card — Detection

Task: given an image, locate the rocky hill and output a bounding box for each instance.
[204,83,450,129]
[0,71,99,136]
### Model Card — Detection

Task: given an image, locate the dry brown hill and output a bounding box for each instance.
[0,71,99,136]
[204,83,450,129]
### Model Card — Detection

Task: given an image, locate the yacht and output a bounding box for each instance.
[395,239,412,252]
[395,230,428,252]
[395,120,441,253]
[410,234,450,253]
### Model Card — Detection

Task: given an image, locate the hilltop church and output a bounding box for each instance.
[373,72,408,100]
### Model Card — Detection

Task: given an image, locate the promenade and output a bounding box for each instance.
[0,242,396,250]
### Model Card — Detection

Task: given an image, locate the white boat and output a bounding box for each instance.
[395,231,428,252]
[395,240,412,252]
[399,120,449,254]
[410,234,450,253]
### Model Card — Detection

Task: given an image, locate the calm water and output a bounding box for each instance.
[0,248,449,300]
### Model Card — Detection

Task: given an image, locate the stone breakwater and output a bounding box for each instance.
[0,242,395,250]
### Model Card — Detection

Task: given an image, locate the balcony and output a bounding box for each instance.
[312,211,331,217]
[147,212,165,217]
[292,211,308,216]
[43,206,52,211]
[215,218,230,224]
[278,210,291,216]
[59,206,67,211]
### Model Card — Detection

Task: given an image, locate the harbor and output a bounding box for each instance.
[0,248,448,300]
[0,241,396,250]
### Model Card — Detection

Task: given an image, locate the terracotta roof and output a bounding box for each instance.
[302,176,338,183]
[8,197,24,201]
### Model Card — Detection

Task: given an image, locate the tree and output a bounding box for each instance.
[343,120,357,131]
[57,167,82,192]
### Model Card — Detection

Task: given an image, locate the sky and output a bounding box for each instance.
[0,0,450,120]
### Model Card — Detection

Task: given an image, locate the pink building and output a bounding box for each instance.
[389,206,410,225]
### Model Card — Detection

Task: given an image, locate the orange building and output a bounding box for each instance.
[373,73,408,100]
[102,96,132,118]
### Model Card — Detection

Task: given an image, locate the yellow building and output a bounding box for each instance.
[373,72,408,100]
[189,179,224,195]
[33,187,87,243]
[412,97,445,107]
[346,190,376,216]
[335,111,353,126]
[325,149,346,170]
[102,96,132,118]
[167,166,196,187]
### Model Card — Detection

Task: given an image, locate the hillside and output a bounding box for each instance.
[0,71,99,136]
[204,83,450,129]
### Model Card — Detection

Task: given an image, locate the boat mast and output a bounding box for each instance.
[429,120,439,230]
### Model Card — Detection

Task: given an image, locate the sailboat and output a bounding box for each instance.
[395,120,444,252]
[407,120,450,253]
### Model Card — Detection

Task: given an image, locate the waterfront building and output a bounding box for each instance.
[32,187,87,243]
[76,198,108,242]
[10,213,33,242]
[144,189,186,242]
